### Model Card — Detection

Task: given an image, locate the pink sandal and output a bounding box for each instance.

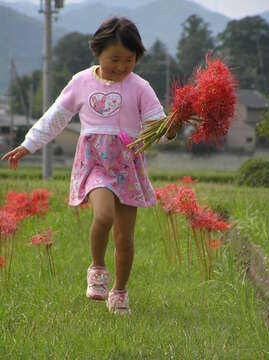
[86,266,110,301]
[106,289,131,314]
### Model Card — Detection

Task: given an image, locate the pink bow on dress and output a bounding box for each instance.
[118,131,133,146]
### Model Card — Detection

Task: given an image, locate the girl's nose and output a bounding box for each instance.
[117,63,126,72]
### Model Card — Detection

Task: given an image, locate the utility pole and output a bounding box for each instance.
[42,0,53,179]
[165,53,170,111]
[9,59,15,149]
[28,81,33,127]
[39,0,64,179]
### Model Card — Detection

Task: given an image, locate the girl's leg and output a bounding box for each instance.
[112,199,137,290]
[89,188,115,267]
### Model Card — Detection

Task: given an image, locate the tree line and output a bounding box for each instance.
[10,14,269,120]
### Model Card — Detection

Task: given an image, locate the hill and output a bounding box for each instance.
[0,4,66,91]
[57,0,229,55]
[0,0,230,92]
[261,10,269,23]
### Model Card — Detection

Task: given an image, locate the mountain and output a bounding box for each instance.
[56,0,230,55]
[0,1,40,18]
[0,4,67,91]
[261,10,269,23]
[0,0,230,92]
[0,0,155,17]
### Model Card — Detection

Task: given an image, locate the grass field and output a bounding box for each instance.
[1,172,269,359]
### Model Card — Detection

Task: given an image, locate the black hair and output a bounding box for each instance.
[90,17,146,61]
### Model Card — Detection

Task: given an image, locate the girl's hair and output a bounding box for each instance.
[90,17,146,61]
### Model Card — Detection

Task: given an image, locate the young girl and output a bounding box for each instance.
[2,17,177,314]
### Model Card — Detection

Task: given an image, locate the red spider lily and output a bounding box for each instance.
[155,183,180,213]
[0,256,4,267]
[190,55,237,144]
[0,189,51,281]
[31,188,51,202]
[0,211,17,237]
[170,84,197,129]
[190,206,231,232]
[209,239,222,249]
[0,211,17,280]
[154,181,232,280]
[28,228,54,246]
[174,186,199,217]
[180,176,195,184]
[1,189,51,222]
[31,189,51,216]
[156,184,198,216]
[128,53,237,152]
[28,228,56,278]
[3,192,32,221]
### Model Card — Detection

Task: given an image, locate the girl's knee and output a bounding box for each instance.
[94,211,114,229]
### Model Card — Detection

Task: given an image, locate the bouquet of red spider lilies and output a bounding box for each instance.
[128,54,237,152]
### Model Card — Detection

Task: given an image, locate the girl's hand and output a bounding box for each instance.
[165,122,183,140]
[1,146,30,169]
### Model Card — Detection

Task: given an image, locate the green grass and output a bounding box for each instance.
[1,178,269,359]
[0,164,236,183]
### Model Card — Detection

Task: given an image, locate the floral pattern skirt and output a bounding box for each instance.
[69,134,156,208]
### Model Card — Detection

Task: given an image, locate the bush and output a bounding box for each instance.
[237,158,269,187]
[149,170,235,183]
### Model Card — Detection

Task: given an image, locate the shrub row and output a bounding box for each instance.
[236,158,269,187]
[1,157,269,187]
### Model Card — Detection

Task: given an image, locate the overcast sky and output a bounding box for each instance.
[191,0,269,18]
[3,0,269,19]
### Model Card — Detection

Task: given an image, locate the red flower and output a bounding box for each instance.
[180,176,195,184]
[209,239,222,248]
[31,189,51,202]
[0,256,4,266]
[190,206,231,232]
[191,55,237,144]
[155,183,181,213]
[0,211,17,236]
[1,188,51,223]
[174,186,198,217]
[170,84,197,125]
[28,228,54,246]
[155,184,198,216]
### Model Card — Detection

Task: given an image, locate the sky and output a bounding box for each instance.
[2,0,269,19]
[191,0,269,19]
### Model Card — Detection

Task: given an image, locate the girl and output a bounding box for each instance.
[2,17,177,314]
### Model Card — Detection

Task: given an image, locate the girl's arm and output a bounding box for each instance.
[2,74,80,168]
[139,81,178,142]
[1,146,30,169]
[1,100,75,169]
[21,102,74,154]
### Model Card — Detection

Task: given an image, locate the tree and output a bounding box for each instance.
[257,108,269,142]
[9,69,41,119]
[11,32,95,118]
[217,16,269,94]
[176,15,215,81]
[52,32,94,99]
[136,39,179,109]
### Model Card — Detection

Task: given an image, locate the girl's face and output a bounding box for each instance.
[97,42,136,82]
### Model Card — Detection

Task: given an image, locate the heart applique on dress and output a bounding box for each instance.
[89,92,122,117]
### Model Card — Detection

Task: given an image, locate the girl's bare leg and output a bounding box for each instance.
[112,199,137,290]
[89,188,115,267]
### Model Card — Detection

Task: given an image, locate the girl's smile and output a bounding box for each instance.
[97,42,136,83]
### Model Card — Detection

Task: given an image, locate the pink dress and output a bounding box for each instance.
[21,66,165,208]
[70,134,156,207]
